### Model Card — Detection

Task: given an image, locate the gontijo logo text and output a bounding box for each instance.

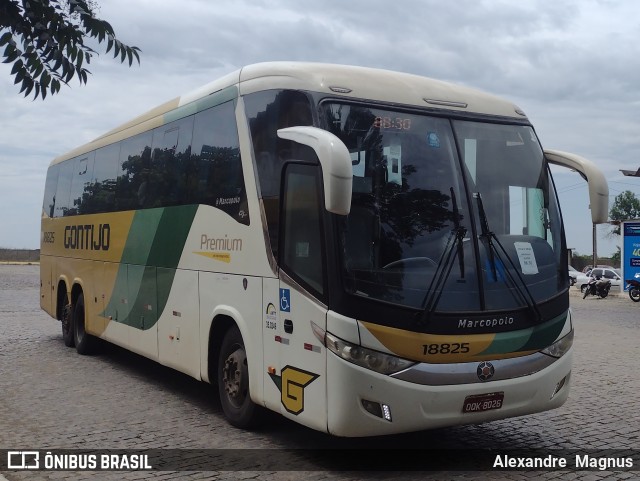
[64,223,110,251]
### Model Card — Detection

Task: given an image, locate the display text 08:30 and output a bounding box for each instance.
[372,116,412,130]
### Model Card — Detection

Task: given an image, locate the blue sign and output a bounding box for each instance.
[622,221,640,290]
[280,288,291,312]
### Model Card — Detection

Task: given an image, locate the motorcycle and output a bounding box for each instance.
[582,276,612,299]
[625,272,640,302]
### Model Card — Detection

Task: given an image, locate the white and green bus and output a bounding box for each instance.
[40,62,608,437]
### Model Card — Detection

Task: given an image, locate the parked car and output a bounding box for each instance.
[568,265,579,286]
[581,264,614,274]
[576,267,622,293]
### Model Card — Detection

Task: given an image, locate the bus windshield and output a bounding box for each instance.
[322,103,567,313]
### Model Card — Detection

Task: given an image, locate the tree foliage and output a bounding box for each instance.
[0,0,140,99]
[609,190,640,235]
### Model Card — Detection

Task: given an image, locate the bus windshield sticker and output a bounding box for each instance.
[383,144,401,185]
[351,150,365,177]
[427,132,440,148]
[514,242,539,275]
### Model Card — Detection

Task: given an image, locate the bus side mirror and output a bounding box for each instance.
[277,126,352,215]
[544,149,609,224]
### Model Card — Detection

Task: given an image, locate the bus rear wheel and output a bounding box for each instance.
[73,293,96,355]
[218,326,261,429]
[61,290,74,347]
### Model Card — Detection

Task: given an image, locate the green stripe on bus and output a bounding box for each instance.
[478,311,568,356]
[121,209,165,265]
[518,311,568,351]
[104,205,198,330]
[147,205,198,268]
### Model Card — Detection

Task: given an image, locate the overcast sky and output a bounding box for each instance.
[1,0,639,257]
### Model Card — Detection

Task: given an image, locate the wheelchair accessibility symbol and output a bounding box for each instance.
[280,288,291,312]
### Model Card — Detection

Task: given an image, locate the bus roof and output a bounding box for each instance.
[51,62,527,165]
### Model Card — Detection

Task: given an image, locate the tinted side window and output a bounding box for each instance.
[68,153,95,216]
[191,101,249,225]
[245,90,315,197]
[244,90,315,255]
[151,116,194,207]
[86,143,120,214]
[117,131,153,210]
[42,164,59,218]
[54,160,74,217]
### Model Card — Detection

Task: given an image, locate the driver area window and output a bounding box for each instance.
[281,164,325,296]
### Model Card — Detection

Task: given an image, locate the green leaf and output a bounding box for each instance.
[0,32,12,47]
[19,76,31,93]
[10,59,24,75]
[65,62,74,82]
[34,61,44,78]
[52,55,63,72]
[15,68,24,84]
[41,70,51,89]
[25,80,34,98]
[3,49,19,64]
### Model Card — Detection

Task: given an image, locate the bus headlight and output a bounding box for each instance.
[325,332,415,375]
[541,330,574,359]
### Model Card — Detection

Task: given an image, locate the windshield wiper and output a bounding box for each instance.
[419,187,466,324]
[474,193,542,322]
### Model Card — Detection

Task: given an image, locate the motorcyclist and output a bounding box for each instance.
[584,274,611,299]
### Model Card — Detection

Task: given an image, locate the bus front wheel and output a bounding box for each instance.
[218,326,261,429]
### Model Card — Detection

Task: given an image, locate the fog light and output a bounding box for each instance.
[550,373,569,399]
[382,404,392,422]
[361,399,392,422]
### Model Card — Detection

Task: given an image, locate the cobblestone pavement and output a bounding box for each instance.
[1,265,638,481]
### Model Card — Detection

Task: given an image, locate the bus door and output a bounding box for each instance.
[271,163,329,431]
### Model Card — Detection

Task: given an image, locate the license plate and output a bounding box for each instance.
[462,392,504,413]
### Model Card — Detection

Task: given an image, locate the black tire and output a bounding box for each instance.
[600,289,609,299]
[73,293,96,355]
[580,284,588,294]
[217,326,261,429]
[629,288,640,302]
[61,290,74,347]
